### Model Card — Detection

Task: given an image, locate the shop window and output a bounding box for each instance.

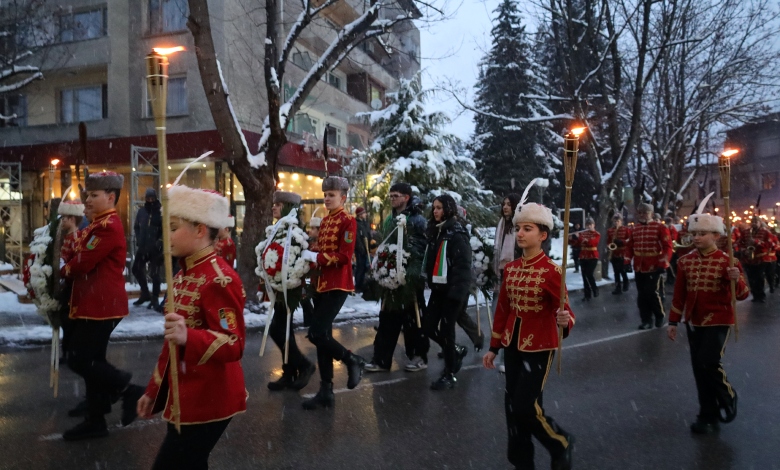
[0,95,27,127]
[146,76,187,116]
[762,172,777,190]
[149,0,188,34]
[59,8,106,42]
[60,85,107,123]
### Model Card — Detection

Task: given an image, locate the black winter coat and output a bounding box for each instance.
[425,216,472,301]
[134,200,163,257]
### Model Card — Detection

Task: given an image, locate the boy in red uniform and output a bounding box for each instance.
[607,214,632,294]
[299,176,366,410]
[61,172,145,440]
[570,217,600,300]
[667,207,749,434]
[214,215,236,266]
[483,199,575,470]
[56,199,84,363]
[136,185,246,468]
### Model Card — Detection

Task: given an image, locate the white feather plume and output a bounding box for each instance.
[173,151,215,186]
[518,178,539,208]
[696,192,714,215]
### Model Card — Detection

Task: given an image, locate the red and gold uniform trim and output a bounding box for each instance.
[607,225,632,263]
[570,229,600,260]
[627,221,673,273]
[313,208,356,293]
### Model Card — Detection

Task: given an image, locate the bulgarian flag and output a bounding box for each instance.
[432,241,448,284]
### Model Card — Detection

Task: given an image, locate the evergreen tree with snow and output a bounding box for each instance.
[470,0,556,198]
[361,74,494,222]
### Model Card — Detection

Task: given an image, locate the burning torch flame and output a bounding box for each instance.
[153,46,185,56]
[722,149,739,158]
[570,127,586,136]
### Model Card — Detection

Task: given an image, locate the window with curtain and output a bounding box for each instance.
[146,76,188,116]
[59,8,106,42]
[61,85,106,123]
[149,0,188,34]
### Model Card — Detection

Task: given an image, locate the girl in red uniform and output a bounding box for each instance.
[483,198,575,470]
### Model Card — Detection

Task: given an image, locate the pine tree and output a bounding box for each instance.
[470,0,556,199]
[358,74,494,222]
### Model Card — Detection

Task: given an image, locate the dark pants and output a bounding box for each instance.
[301,294,316,327]
[763,261,776,292]
[152,419,231,470]
[372,289,429,368]
[685,324,736,423]
[610,258,629,291]
[132,251,162,300]
[580,258,598,298]
[457,302,483,348]
[67,319,131,422]
[308,290,350,383]
[635,270,665,325]
[744,264,765,300]
[354,252,368,292]
[424,290,466,374]
[57,284,74,354]
[269,302,311,375]
[572,250,581,272]
[504,343,571,469]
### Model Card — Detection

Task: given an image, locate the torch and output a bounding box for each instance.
[719,148,739,342]
[557,126,585,374]
[146,46,184,433]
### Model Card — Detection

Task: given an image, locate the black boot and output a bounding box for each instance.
[551,434,575,470]
[612,284,622,295]
[67,399,89,418]
[291,362,316,391]
[719,391,738,423]
[690,417,719,434]
[121,384,145,426]
[268,365,297,391]
[622,282,629,292]
[149,283,161,310]
[453,345,467,374]
[63,417,108,441]
[132,294,151,306]
[302,381,335,410]
[593,289,599,298]
[430,372,457,391]
[474,333,485,352]
[343,352,366,390]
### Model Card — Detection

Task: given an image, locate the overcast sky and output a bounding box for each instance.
[419,0,512,140]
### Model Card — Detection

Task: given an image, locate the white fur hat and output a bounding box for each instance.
[58,200,85,217]
[688,192,724,235]
[226,215,235,228]
[309,217,322,228]
[168,185,230,229]
[512,178,555,230]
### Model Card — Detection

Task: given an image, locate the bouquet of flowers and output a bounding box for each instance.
[26,221,62,325]
[255,208,310,311]
[471,230,498,298]
[372,215,421,309]
[373,243,410,290]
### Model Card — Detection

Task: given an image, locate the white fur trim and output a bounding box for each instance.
[226,216,235,228]
[168,185,230,229]
[58,201,84,217]
[688,214,725,235]
[513,203,554,230]
[309,217,322,228]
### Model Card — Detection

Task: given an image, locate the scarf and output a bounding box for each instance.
[494,217,516,274]
[432,240,448,284]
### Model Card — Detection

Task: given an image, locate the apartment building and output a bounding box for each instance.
[0,0,421,261]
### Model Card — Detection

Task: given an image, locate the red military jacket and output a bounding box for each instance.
[60,231,78,264]
[668,224,679,244]
[607,225,632,263]
[145,246,247,424]
[715,228,739,252]
[63,209,129,320]
[214,237,236,266]
[490,251,575,352]
[572,230,600,260]
[737,226,773,265]
[314,207,356,293]
[675,228,695,258]
[627,221,673,273]
[670,247,749,326]
[762,231,779,262]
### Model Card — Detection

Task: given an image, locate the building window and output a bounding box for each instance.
[147,76,188,116]
[292,51,314,70]
[762,173,777,190]
[347,132,364,150]
[0,95,27,127]
[369,81,385,109]
[326,72,342,91]
[149,0,188,34]
[60,85,107,123]
[291,113,317,135]
[326,125,343,147]
[59,8,106,42]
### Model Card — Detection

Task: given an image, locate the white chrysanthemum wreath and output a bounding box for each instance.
[27,224,60,317]
[255,208,310,292]
[372,215,410,290]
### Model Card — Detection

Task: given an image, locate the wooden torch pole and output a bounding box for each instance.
[557,127,585,374]
[146,48,183,433]
[719,149,739,342]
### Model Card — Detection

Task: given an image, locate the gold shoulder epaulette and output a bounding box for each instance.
[209,258,233,288]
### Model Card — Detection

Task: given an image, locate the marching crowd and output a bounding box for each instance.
[37,170,767,470]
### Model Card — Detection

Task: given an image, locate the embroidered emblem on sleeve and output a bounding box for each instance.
[219,308,238,330]
[86,235,100,250]
[344,231,354,243]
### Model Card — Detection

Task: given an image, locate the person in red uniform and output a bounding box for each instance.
[299,176,366,410]
[738,216,774,302]
[607,214,632,294]
[56,199,84,365]
[570,217,600,300]
[664,217,679,284]
[61,172,145,441]
[483,199,575,470]
[667,210,749,434]
[627,203,673,329]
[761,222,778,293]
[136,184,246,469]
[214,215,236,266]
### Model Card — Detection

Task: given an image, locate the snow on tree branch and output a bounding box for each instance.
[216,60,266,168]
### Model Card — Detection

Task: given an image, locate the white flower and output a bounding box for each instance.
[396,215,407,227]
[475,252,484,262]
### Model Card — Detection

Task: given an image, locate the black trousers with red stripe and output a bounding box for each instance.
[685,324,736,423]
[503,326,571,469]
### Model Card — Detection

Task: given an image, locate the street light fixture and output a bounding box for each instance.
[49,158,60,200]
[145,45,184,433]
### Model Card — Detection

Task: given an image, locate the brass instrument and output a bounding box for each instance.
[608,242,618,251]
[673,233,693,251]
[745,245,756,260]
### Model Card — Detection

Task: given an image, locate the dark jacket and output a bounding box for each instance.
[134,200,163,257]
[380,197,428,287]
[356,218,371,256]
[425,216,472,301]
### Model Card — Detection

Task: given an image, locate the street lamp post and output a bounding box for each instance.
[719,148,739,341]
[146,46,184,432]
[49,158,60,200]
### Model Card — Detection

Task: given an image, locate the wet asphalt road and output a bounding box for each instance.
[1,286,779,470]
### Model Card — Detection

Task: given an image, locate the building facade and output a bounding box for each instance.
[0,0,421,267]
